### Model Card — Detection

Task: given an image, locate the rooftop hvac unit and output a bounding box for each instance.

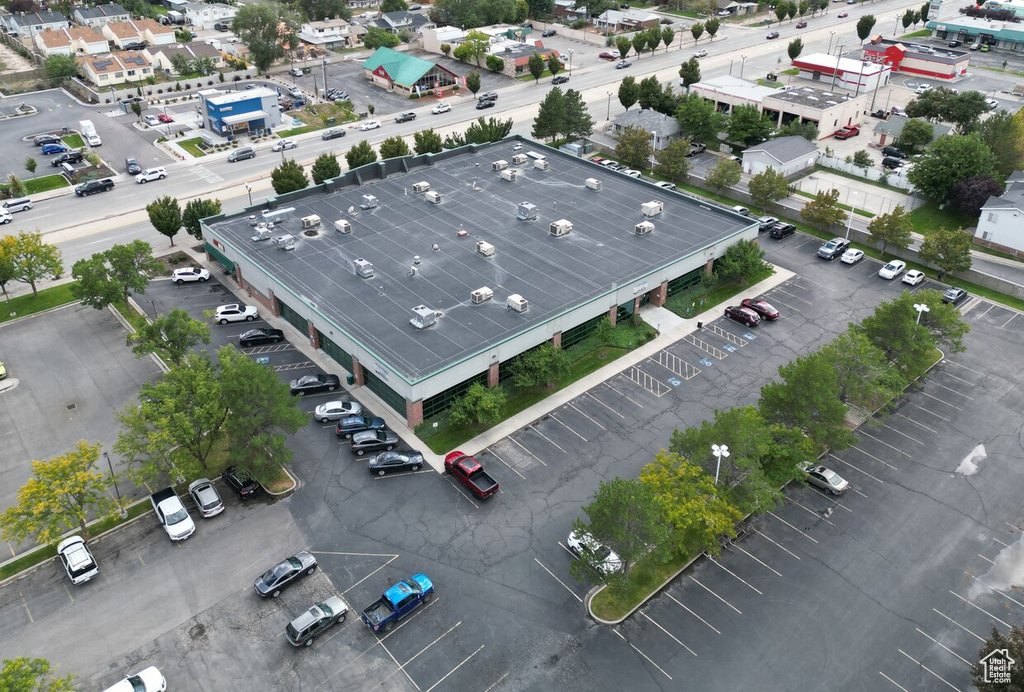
[500,169,517,182]
[585,178,602,191]
[534,159,549,171]
[251,227,272,242]
[301,214,321,229]
[247,215,258,226]
[476,240,495,256]
[274,234,296,250]
[511,154,527,165]
[507,294,528,313]
[471,287,493,304]
[641,201,664,217]
[410,304,437,329]
[549,219,572,237]
[354,258,374,278]
[491,159,508,171]
[262,206,296,223]
[425,190,441,204]
[517,202,538,220]
[360,194,378,210]
[635,221,655,236]
[412,181,430,193]
[334,219,352,234]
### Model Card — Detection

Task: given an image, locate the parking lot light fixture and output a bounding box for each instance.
[914,303,929,324]
[712,444,730,486]
[245,183,252,206]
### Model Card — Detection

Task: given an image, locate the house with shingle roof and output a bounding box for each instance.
[34,26,108,56]
[743,136,819,176]
[1,10,68,38]
[369,10,434,35]
[147,41,225,73]
[77,51,154,86]
[298,18,364,49]
[102,19,176,48]
[975,171,1024,254]
[612,108,682,151]
[184,1,237,30]
[73,3,129,28]
[871,114,950,148]
[362,46,458,96]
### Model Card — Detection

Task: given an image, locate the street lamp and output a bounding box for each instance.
[321,57,328,100]
[245,183,252,206]
[606,90,613,120]
[739,54,747,79]
[768,5,775,28]
[914,303,930,324]
[568,48,574,77]
[712,444,730,486]
[894,14,901,36]
[828,30,836,54]
[103,452,127,519]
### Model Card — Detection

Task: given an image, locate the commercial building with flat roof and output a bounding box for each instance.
[200,139,756,425]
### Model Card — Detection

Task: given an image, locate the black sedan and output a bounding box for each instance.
[34,134,61,146]
[368,450,425,476]
[289,373,341,396]
[254,551,318,598]
[239,328,285,347]
[222,465,260,500]
[351,429,399,455]
[724,305,761,327]
[942,287,969,306]
[475,100,496,110]
[336,415,386,439]
[740,297,780,321]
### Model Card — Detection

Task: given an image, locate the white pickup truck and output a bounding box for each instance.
[150,487,195,541]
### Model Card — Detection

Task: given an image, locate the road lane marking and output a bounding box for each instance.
[424,645,486,692]
[611,629,673,680]
[549,413,587,441]
[753,529,801,559]
[948,590,1011,629]
[666,593,720,634]
[767,511,819,543]
[567,401,607,430]
[688,576,742,614]
[897,649,957,690]
[915,628,971,665]
[533,557,582,603]
[488,450,526,480]
[641,611,697,657]
[932,608,985,643]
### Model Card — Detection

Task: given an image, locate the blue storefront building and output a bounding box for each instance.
[200,87,281,138]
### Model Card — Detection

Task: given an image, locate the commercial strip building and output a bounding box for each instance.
[361,46,459,97]
[927,14,1024,50]
[861,36,970,79]
[200,140,756,425]
[790,53,891,93]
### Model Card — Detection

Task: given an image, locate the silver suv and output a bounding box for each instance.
[286,596,348,646]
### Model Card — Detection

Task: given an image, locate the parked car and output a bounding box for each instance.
[171,266,210,284]
[878,259,907,279]
[724,305,761,327]
[655,181,677,191]
[289,373,341,396]
[881,156,904,170]
[757,215,778,232]
[621,169,642,178]
[431,102,451,114]
[351,429,399,455]
[33,134,61,146]
[551,75,569,85]
[51,150,83,166]
[75,178,114,196]
[124,157,141,174]
[135,167,166,183]
[985,97,1000,110]
[238,328,284,347]
[254,551,318,598]
[41,143,69,155]
[222,465,260,500]
[368,450,425,475]
[902,269,926,286]
[289,67,303,77]
[948,39,961,47]
[188,478,225,518]
[833,126,859,139]
[769,222,796,239]
[567,530,623,575]
[476,100,496,109]
[336,414,387,439]
[686,142,706,157]
[766,31,780,39]
[215,21,231,30]
[321,128,346,140]
[799,461,849,495]
[817,237,851,261]
[915,83,933,94]
[314,400,363,422]
[214,303,258,324]
[395,111,417,123]
[272,138,297,151]
[881,145,906,159]
[101,666,165,692]
[57,535,99,585]
[361,574,434,633]
[359,120,381,130]
[942,287,969,305]
[615,60,632,69]
[840,248,864,264]
[157,113,173,123]
[598,51,619,60]
[286,596,348,647]
[740,297,780,320]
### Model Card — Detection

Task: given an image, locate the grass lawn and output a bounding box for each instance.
[24,174,70,194]
[283,103,358,134]
[277,124,317,137]
[808,164,910,194]
[178,138,208,157]
[899,30,931,39]
[591,547,694,620]
[908,202,975,236]
[0,283,77,323]
[62,134,85,149]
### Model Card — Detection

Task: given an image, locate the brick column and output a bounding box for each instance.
[633,296,641,313]
[308,323,320,350]
[487,362,499,388]
[269,290,281,317]
[352,357,365,386]
[650,280,668,307]
[704,258,715,275]
[608,305,617,326]
[406,399,423,427]
[551,331,562,348]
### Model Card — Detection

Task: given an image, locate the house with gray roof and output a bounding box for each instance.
[370,11,434,35]
[871,114,950,148]
[743,136,819,177]
[73,3,129,28]
[975,171,1024,254]
[1,10,68,38]
[611,109,681,151]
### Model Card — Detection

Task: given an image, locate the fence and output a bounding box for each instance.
[816,154,915,192]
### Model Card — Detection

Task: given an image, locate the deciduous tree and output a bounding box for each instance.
[146,196,182,247]
[546,54,562,76]
[528,52,545,83]
[727,104,773,146]
[0,657,76,692]
[918,227,973,278]
[414,128,444,154]
[759,352,855,450]
[856,290,969,374]
[616,37,632,60]
[949,175,1004,217]
[856,14,876,40]
[788,38,803,60]
[714,238,767,284]
[800,187,845,232]
[0,441,114,544]
[675,92,725,145]
[181,198,222,241]
[614,124,653,170]
[345,139,378,168]
[509,342,568,388]
[233,2,297,74]
[310,152,341,184]
[43,54,78,81]
[704,17,720,40]
[704,157,741,191]
[977,109,1024,179]
[270,158,309,194]
[0,230,63,296]
[128,308,211,366]
[896,117,935,152]
[465,70,481,96]
[71,240,163,310]
[363,25,401,49]
[748,167,790,210]
[820,329,906,408]
[691,22,705,42]
[381,0,407,11]
[653,138,690,182]
[866,204,913,254]
[618,75,638,111]
[379,135,411,159]
[448,382,507,426]
[908,133,996,203]
[678,57,701,92]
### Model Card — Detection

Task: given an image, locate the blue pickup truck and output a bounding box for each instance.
[361,574,434,633]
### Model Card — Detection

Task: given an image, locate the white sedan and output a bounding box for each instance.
[214,303,259,324]
[840,248,864,265]
[171,267,210,284]
[360,120,381,131]
[102,666,166,692]
[313,400,364,422]
[272,138,297,151]
[878,259,907,280]
[431,102,451,114]
[902,269,926,286]
[143,114,160,127]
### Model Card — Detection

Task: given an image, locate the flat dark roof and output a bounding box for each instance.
[206,141,750,383]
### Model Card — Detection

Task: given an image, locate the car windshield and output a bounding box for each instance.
[166,508,188,524]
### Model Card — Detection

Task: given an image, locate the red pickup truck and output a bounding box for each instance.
[444,451,499,499]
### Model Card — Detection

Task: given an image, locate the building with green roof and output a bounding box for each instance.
[361,46,460,96]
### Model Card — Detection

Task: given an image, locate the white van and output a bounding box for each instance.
[2,197,32,212]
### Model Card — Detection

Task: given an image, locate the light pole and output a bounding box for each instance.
[245,183,252,206]
[845,191,859,239]
[914,302,930,325]
[768,5,775,28]
[606,90,613,120]
[321,57,328,99]
[729,58,734,76]
[894,14,900,36]
[712,444,730,486]
[103,452,127,519]
[739,54,747,79]
[828,31,836,54]
[568,49,574,77]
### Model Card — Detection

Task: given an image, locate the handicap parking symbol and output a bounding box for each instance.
[256,356,270,364]
[667,377,681,387]
[699,358,714,367]
[723,343,737,352]
[744,332,757,340]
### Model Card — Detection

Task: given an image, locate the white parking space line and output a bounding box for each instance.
[524,425,565,456]
[611,629,673,680]
[396,621,462,676]
[567,401,608,429]
[586,391,627,418]
[857,430,913,458]
[445,478,481,507]
[666,593,721,634]
[870,423,925,446]
[767,511,819,544]
[688,575,743,614]
[897,649,958,690]
[483,672,510,692]
[533,557,583,603]
[928,381,975,401]
[706,556,763,595]
[372,470,434,481]
[488,450,526,480]
[915,627,972,665]
[918,390,964,410]
[732,545,783,577]
[601,381,645,409]
[935,371,975,387]
[878,671,910,690]
[944,360,986,377]
[828,454,885,484]
[894,412,938,435]
[753,528,802,559]
[905,403,952,423]
[510,436,548,466]
[771,286,815,305]
[786,498,840,529]
[549,413,587,442]
[326,553,400,593]
[424,644,486,692]
[999,313,1020,329]
[949,590,1012,629]
[932,608,986,643]
[682,333,727,360]
[993,536,1011,548]
[978,553,995,565]
[641,611,697,657]
[846,445,898,471]
[623,366,671,396]
[965,571,1024,611]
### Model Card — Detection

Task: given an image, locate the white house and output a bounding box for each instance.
[1,10,68,38]
[743,136,819,177]
[73,3,129,28]
[297,18,363,49]
[147,41,224,73]
[102,19,177,48]
[976,171,1024,254]
[184,2,237,30]
[77,52,154,86]
[34,26,107,57]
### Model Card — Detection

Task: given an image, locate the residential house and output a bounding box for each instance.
[975,171,1024,254]
[611,108,682,151]
[34,26,108,57]
[102,19,177,49]
[297,18,364,50]
[73,3,129,28]
[490,41,560,79]
[871,114,950,148]
[1,10,68,38]
[742,136,819,177]
[593,9,660,33]
[362,46,459,96]
[77,52,154,87]
[552,0,587,21]
[369,11,435,36]
[184,2,237,31]
[147,41,224,73]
